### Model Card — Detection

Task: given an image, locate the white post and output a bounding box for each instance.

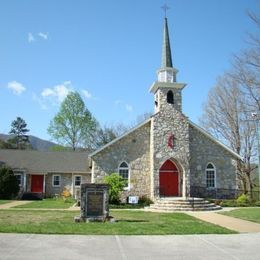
[71,173,74,197]
[43,174,46,194]
[23,173,27,191]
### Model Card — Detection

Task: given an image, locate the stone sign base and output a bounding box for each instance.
[80,183,109,222]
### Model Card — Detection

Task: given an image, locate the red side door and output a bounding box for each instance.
[31,175,44,193]
[159,160,179,196]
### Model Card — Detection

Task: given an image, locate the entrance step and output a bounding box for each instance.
[21,192,43,200]
[147,197,221,212]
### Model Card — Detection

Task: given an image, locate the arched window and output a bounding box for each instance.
[206,163,216,188]
[167,90,174,104]
[119,162,130,189]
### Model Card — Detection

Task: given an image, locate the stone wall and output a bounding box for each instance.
[45,173,91,197]
[152,87,190,198]
[189,124,237,198]
[155,86,182,112]
[92,122,151,202]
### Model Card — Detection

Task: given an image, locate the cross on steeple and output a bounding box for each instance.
[161,4,170,18]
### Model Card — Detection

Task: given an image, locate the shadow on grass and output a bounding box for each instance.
[116,219,149,223]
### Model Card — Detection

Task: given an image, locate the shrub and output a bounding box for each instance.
[220,200,238,207]
[236,194,251,206]
[138,196,154,206]
[0,166,19,199]
[104,173,126,204]
[61,188,71,199]
[253,200,260,207]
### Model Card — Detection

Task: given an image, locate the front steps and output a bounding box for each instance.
[147,197,221,212]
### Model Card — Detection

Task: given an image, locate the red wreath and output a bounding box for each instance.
[168,134,174,149]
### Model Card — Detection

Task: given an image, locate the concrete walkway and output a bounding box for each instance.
[0,200,31,209]
[187,211,260,233]
[1,233,260,260]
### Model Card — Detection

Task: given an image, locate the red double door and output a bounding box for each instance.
[159,160,179,196]
[31,175,44,193]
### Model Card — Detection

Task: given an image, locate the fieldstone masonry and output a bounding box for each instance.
[92,123,151,202]
[91,88,239,200]
[90,16,240,201]
[152,86,190,198]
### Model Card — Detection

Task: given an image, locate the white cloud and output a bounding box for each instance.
[28,32,35,43]
[41,81,72,103]
[38,32,48,40]
[41,88,55,97]
[82,90,92,99]
[32,93,47,110]
[7,81,26,95]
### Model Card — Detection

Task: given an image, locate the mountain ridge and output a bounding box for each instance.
[0,134,57,151]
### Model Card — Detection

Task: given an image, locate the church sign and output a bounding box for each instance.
[80,184,109,221]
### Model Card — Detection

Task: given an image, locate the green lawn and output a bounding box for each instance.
[0,200,12,205]
[220,208,260,224]
[0,210,235,235]
[14,198,75,209]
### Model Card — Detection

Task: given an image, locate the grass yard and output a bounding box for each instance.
[0,210,236,235]
[14,198,75,209]
[220,208,260,224]
[0,200,12,205]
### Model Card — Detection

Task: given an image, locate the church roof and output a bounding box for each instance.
[161,17,173,68]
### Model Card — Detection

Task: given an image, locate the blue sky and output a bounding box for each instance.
[0,0,259,141]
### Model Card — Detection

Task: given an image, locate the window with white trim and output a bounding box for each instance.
[52,175,61,187]
[74,175,81,187]
[14,174,22,186]
[119,162,129,189]
[206,163,216,188]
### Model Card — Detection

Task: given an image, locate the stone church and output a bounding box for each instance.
[89,17,242,202]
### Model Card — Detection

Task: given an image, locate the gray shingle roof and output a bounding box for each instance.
[0,149,90,173]
[161,17,173,68]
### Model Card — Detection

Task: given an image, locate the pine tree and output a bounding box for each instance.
[9,117,30,149]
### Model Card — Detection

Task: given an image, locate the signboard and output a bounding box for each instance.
[128,196,139,204]
[80,183,109,221]
[86,191,104,217]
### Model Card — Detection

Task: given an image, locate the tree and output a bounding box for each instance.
[200,73,256,196]
[8,117,30,149]
[200,11,260,197]
[49,145,71,152]
[94,123,129,148]
[104,173,126,204]
[48,91,98,151]
[0,139,13,149]
[0,166,19,199]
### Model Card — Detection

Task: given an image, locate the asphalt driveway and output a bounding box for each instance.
[0,233,260,260]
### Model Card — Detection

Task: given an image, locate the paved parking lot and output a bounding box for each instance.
[0,233,260,260]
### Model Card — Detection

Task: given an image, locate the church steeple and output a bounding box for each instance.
[161,17,173,68]
[156,16,178,83]
[149,14,187,113]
